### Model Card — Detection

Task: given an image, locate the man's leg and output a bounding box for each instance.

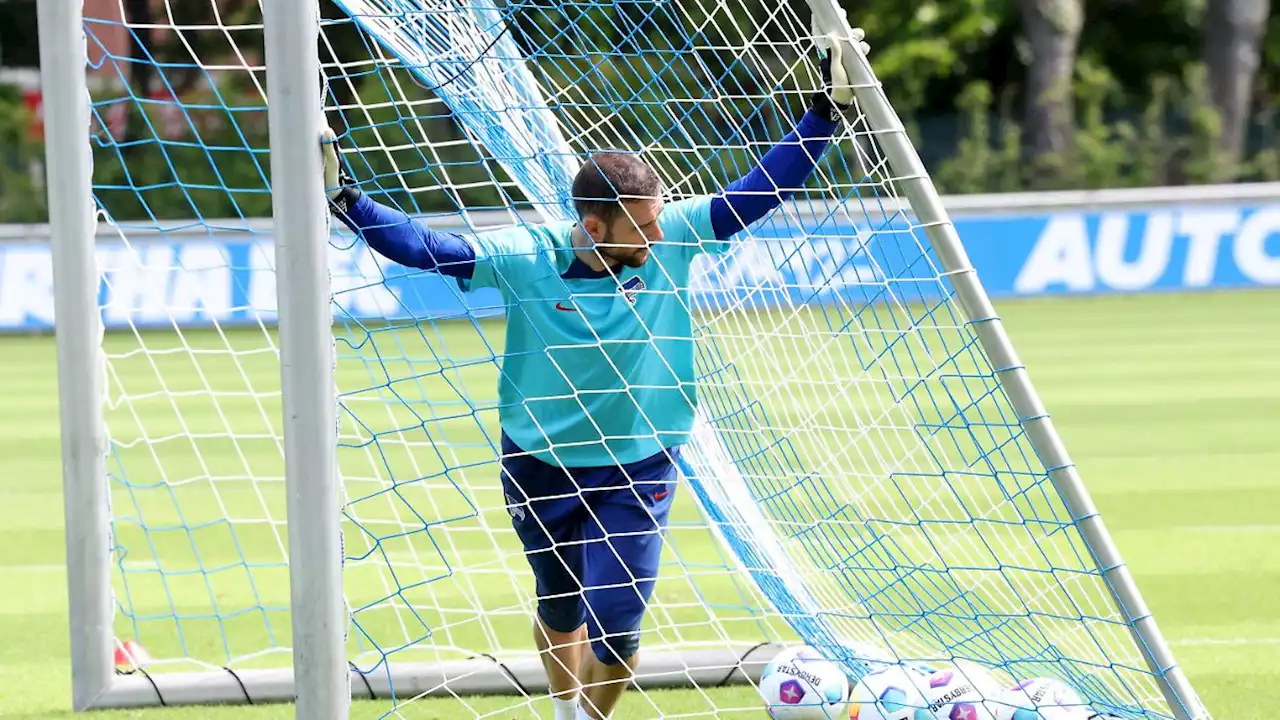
[577,458,678,719]
[500,437,591,719]
[535,613,586,700]
[581,640,640,712]
[578,644,639,720]
[516,521,590,718]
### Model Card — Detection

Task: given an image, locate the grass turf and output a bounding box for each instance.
[1,288,1278,719]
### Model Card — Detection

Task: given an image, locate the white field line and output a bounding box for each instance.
[1179,524,1280,533]
[5,554,508,574]
[8,522,1280,575]
[5,568,1277,649]
[1170,637,1280,648]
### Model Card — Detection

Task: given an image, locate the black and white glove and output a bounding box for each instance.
[321,127,362,215]
[809,22,869,123]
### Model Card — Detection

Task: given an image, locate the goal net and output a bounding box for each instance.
[61,0,1204,717]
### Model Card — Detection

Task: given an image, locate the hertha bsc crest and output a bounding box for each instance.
[505,493,526,521]
[621,276,646,304]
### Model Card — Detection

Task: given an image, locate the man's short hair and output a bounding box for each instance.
[571,152,661,224]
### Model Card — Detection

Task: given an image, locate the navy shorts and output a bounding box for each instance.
[499,433,679,662]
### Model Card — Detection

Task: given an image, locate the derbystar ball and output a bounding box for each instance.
[918,664,1000,720]
[759,645,852,719]
[847,664,932,720]
[992,678,1091,720]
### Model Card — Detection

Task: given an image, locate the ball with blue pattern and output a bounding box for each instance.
[847,664,933,720]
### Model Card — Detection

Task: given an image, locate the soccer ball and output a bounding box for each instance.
[758,646,852,719]
[847,664,931,720]
[848,660,1010,720]
[917,663,1000,720]
[992,678,1090,720]
[949,660,1008,699]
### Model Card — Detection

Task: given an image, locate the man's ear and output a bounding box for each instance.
[582,215,605,242]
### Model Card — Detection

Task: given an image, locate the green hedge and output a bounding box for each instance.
[933,61,1280,195]
[0,86,48,223]
[2,58,1276,225]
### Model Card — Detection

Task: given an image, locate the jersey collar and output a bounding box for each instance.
[561,256,614,280]
[558,223,620,280]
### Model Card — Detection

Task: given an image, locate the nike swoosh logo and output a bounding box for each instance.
[554,302,578,312]
[653,489,669,501]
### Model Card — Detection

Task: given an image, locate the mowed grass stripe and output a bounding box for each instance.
[0,288,1277,718]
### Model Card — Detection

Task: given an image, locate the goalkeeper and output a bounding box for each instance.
[323,29,868,720]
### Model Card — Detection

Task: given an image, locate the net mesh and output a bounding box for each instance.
[78,0,1196,717]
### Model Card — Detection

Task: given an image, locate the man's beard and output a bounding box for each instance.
[598,230,649,268]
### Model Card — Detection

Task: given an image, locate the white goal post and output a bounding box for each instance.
[37,0,1208,717]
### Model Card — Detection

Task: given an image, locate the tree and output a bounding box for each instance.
[123,0,154,101]
[844,0,1014,120]
[0,0,40,67]
[1203,0,1270,175]
[1016,0,1083,181]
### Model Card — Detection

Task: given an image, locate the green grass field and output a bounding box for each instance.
[2,289,1278,719]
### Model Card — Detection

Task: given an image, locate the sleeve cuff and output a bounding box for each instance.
[329,186,364,218]
[454,234,488,292]
[797,108,840,139]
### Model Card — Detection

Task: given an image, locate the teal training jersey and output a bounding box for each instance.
[457,198,730,468]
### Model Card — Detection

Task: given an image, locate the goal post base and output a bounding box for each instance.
[87,645,786,709]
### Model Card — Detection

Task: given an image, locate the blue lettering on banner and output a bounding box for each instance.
[1,203,1278,331]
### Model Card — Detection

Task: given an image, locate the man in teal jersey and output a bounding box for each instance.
[324,29,867,720]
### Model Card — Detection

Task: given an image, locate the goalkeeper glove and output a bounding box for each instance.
[809,24,869,123]
[321,127,362,215]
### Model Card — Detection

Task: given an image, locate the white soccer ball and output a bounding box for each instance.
[950,660,1009,698]
[758,646,852,719]
[916,664,1000,720]
[992,678,1091,720]
[847,664,931,720]
[848,660,1012,720]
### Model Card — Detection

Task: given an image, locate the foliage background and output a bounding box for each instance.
[0,0,1276,223]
